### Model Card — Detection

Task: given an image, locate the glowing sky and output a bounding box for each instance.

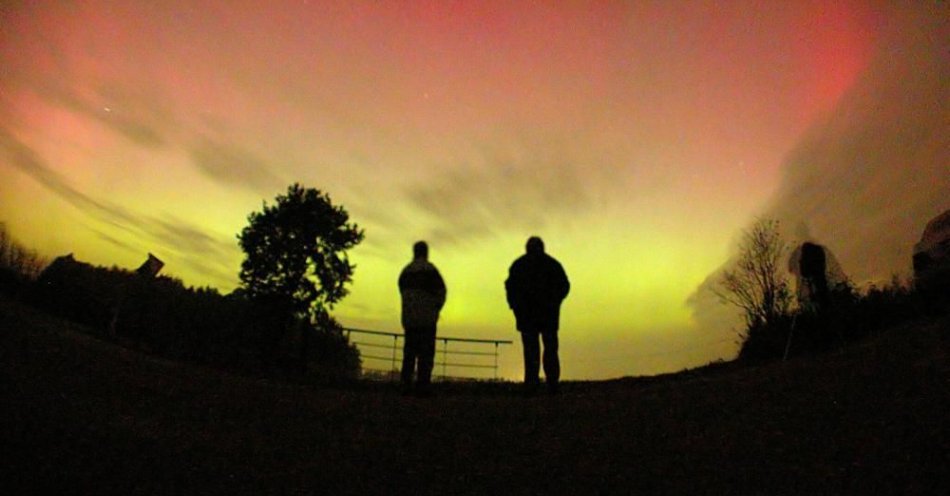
[2,1,946,379]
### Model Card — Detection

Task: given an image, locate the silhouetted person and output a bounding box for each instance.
[799,242,830,311]
[398,241,446,396]
[505,236,570,395]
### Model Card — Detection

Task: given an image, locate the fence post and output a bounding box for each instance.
[494,341,499,380]
[391,335,398,379]
[441,338,448,380]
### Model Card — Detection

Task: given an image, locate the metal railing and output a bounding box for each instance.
[343,327,513,380]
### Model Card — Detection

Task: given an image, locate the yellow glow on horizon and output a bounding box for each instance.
[2,147,737,380]
[337,209,730,344]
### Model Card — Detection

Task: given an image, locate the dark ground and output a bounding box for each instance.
[2,296,948,495]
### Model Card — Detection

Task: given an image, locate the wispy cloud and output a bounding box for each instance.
[27,79,168,148]
[189,138,285,195]
[0,127,144,231]
[9,51,286,201]
[403,146,594,247]
[91,228,139,252]
[0,128,240,287]
[150,215,235,260]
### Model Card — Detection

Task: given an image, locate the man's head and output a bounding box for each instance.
[525,236,544,254]
[413,240,429,259]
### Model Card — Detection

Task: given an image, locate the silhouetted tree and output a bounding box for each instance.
[0,222,46,295]
[716,219,793,331]
[237,183,364,372]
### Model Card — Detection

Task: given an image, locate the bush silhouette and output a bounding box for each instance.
[720,219,934,363]
[738,269,927,362]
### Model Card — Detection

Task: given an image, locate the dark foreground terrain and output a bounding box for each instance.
[2,297,948,495]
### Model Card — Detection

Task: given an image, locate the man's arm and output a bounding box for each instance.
[433,269,447,309]
[397,267,407,294]
[558,262,570,300]
[505,262,521,310]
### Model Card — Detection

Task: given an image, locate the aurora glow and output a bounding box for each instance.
[2,1,946,379]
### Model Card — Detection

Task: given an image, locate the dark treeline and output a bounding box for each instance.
[0,239,359,383]
[738,278,931,363]
[0,183,370,385]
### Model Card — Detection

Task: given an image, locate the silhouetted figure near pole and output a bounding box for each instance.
[798,242,831,312]
[398,241,446,396]
[785,240,849,358]
[505,236,570,395]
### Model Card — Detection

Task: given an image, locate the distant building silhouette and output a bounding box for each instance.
[136,253,164,278]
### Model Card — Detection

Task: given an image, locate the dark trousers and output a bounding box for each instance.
[520,330,560,386]
[401,325,436,387]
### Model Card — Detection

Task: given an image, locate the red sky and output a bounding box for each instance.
[2,1,942,380]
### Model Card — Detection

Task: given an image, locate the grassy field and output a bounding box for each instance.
[2,296,948,495]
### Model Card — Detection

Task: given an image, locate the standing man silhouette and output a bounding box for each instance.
[798,242,831,312]
[398,241,446,396]
[505,236,570,395]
